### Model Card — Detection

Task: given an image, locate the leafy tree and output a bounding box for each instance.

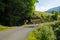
[0,0,37,26]
[51,10,59,20]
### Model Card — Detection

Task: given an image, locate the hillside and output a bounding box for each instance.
[34,11,53,17]
[46,6,60,13]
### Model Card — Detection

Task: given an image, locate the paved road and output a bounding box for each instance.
[0,24,38,40]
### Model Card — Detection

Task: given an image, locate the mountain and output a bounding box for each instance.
[45,6,60,13]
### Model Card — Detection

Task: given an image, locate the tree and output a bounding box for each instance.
[51,10,59,20]
[0,0,38,26]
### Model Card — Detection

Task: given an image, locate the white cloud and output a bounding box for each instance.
[35,0,60,12]
[35,3,60,12]
[35,6,47,12]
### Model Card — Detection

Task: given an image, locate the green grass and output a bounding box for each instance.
[34,11,53,17]
[0,25,10,31]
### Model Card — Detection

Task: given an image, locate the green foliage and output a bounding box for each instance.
[26,21,60,40]
[33,11,54,23]
[33,11,60,23]
[52,10,59,15]
[51,10,59,20]
[0,0,37,26]
[26,22,56,40]
[41,21,60,40]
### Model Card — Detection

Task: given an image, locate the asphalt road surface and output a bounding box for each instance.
[0,24,38,40]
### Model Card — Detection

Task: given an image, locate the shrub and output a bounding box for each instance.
[26,21,60,40]
[26,23,56,40]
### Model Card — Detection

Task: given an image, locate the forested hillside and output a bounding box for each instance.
[46,6,60,13]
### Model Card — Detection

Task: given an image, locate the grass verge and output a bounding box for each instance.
[0,25,11,31]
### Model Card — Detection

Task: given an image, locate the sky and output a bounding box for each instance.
[35,0,60,12]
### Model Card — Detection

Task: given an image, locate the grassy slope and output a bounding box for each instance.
[34,11,60,18]
[34,11,53,17]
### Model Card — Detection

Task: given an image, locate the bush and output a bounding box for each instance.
[26,23,56,40]
[26,21,60,40]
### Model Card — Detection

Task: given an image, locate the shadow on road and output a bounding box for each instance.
[24,26,34,28]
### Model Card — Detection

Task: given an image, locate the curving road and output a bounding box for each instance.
[0,24,38,40]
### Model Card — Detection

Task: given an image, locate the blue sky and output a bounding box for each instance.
[35,0,60,12]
